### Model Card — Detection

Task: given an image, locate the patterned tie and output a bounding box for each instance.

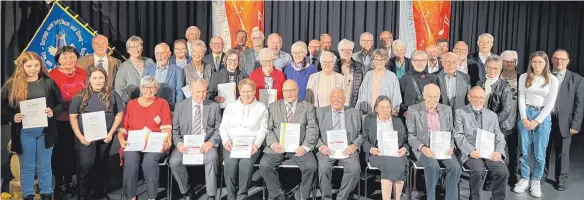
[192,105,202,135]
[214,56,220,71]
[97,59,104,68]
[287,103,294,123]
[333,111,342,130]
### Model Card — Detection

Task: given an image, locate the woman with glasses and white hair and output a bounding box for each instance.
[117,76,173,200]
[356,49,402,116]
[306,51,345,107]
[184,40,213,84]
[283,41,318,101]
[115,36,155,103]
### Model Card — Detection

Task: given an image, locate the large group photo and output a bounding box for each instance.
[1,1,584,200]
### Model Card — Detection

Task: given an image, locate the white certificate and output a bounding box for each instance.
[218,83,236,108]
[230,136,255,158]
[280,123,301,152]
[430,131,452,160]
[476,129,495,159]
[124,130,148,151]
[143,132,168,152]
[378,130,399,157]
[182,86,192,98]
[19,97,48,129]
[183,135,205,165]
[81,111,108,141]
[259,89,277,106]
[327,130,349,159]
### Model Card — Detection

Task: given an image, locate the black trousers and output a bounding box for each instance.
[74,136,112,195]
[465,159,509,200]
[545,115,572,183]
[504,128,520,183]
[52,120,76,187]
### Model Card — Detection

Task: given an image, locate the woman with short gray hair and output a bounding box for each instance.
[284,41,318,101]
[115,35,155,103]
[117,75,173,200]
[335,39,365,107]
[184,40,213,84]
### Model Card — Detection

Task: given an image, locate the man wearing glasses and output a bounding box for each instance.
[545,49,584,191]
[399,50,439,115]
[352,32,375,70]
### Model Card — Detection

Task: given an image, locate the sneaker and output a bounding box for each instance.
[530,180,542,197]
[513,179,530,193]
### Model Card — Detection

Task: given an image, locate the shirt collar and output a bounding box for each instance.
[553,69,566,76]
[157,63,169,70]
[332,107,344,114]
[192,100,203,106]
[425,106,439,114]
[377,116,392,123]
[286,100,297,107]
[94,54,107,61]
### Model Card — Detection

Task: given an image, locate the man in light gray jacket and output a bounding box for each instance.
[454,86,508,200]
[169,79,222,200]
[260,80,318,200]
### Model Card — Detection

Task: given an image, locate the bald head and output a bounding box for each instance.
[423,83,441,109]
[190,79,208,104]
[282,80,299,103]
[185,26,201,41]
[267,33,283,52]
[92,34,109,57]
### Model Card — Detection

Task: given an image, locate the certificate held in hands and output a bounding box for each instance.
[218,83,237,108]
[476,129,495,159]
[19,97,48,129]
[124,130,149,151]
[183,135,205,165]
[280,123,301,152]
[430,131,451,160]
[259,89,277,106]
[81,111,108,141]
[143,132,168,152]
[327,130,349,159]
[230,136,255,158]
[378,130,399,157]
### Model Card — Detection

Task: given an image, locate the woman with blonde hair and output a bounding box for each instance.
[1,52,63,200]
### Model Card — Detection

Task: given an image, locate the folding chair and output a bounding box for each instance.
[363,162,411,200]
[407,159,456,200]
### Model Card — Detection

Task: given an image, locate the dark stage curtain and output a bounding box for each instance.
[2,1,584,84]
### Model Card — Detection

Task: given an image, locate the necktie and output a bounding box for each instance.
[312,57,317,65]
[214,56,220,70]
[474,111,482,129]
[333,111,342,130]
[192,105,202,135]
[97,59,104,68]
[287,104,294,123]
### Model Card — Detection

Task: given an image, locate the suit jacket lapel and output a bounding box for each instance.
[186,99,193,132]
[293,102,304,123]
[438,72,449,105]
[325,107,334,131]
[279,101,287,123]
[107,56,116,75]
[203,100,210,134]
[560,71,571,94]
[165,67,175,85]
[420,103,429,133]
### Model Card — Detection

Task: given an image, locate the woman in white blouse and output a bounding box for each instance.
[513,51,559,198]
[305,51,344,107]
[220,78,268,200]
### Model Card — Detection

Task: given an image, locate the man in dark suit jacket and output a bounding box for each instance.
[454,41,481,86]
[170,79,222,200]
[307,39,322,71]
[437,53,471,110]
[77,34,122,88]
[203,36,226,73]
[545,49,584,191]
[468,33,497,81]
[260,80,319,200]
[320,33,340,59]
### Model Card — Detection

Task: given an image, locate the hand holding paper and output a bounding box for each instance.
[19,97,48,129]
[430,131,451,159]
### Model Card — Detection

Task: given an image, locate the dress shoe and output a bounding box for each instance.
[40,193,52,200]
[56,185,74,198]
[556,182,566,191]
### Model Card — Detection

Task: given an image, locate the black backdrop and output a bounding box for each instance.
[2,1,584,84]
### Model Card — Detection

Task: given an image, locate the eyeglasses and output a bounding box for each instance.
[373,58,386,62]
[291,52,305,56]
[260,59,274,63]
[552,57,569,62]
[340,49,352,52]
[412,59,427,63]
[141,86,157,90]
[226,59,239,63]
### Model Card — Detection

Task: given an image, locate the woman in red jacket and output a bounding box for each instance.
[249,48,286,105]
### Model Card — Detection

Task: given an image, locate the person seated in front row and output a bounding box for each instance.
[362,95,409,200]
[315,88,362,200]
[219,78,268,200]
[118,76,173,200]
[406,83,462,200]
[169,79,222,200]
[260,80,319,200]
[453,86,509,200]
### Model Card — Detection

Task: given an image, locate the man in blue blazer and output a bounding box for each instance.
[143,43,184,110]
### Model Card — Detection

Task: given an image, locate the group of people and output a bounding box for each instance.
[2,25,583,200]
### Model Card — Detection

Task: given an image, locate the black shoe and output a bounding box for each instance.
[40,193,52,200]
[207,196,216,200]
[483,180,493,191]
[56,185,74,198]
[556,182,566,191]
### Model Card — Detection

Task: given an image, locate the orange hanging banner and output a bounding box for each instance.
[399,0,451,56]
[213,0,264,50]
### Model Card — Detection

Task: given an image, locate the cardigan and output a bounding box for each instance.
[114,57,155,103]
[305,71,345,107]
[356,70,402,115]
[1,77,64,154]
[283,63,318,101]
[249,67,286,101]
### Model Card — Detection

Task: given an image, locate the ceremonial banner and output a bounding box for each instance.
[399,0,451,56]
[212,0,264,50]
[19,1,110,70]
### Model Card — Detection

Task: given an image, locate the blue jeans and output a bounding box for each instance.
[19,127,54,196]
[518,106,552,181]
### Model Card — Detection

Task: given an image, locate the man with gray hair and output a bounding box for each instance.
[469,33,497,81]
[143,43,184,110]
[320,33,340,59]
[267,33,293,71]
[378,31,394,58]
[203,36,226,73]
[453,41,481,86]
[185,26,201,57]
[307,39,322,70]
[352,32,375,70]
[240,28,265,74]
